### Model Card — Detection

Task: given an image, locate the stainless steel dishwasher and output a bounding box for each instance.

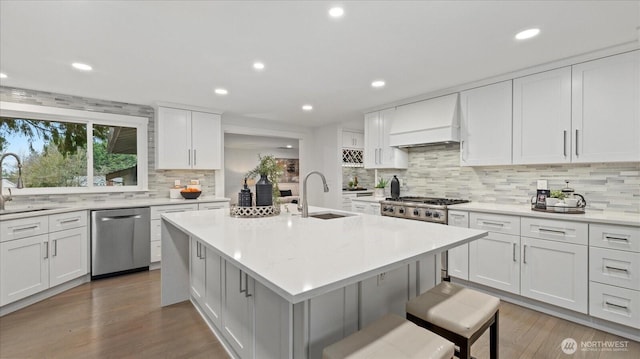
[91,207,150,279]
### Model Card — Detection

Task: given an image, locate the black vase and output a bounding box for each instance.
[255,174,273,206]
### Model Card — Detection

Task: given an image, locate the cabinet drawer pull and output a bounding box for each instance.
[481,221,505,227]
[59,218,80,224]
[605,236,629,242]
[605,301,629,310]
[605,266,628,273]
[513,243,517,262]
[539,228,566,235]
[12,225,39,232]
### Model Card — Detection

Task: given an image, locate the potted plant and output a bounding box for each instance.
[246,154,284,206]
[374,177,388,197]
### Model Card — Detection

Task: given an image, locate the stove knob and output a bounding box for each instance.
[413,209,420,216]
[386,207,394,213]
[425,210,432,217]
[399,208,405,214]
[433,212,440,218]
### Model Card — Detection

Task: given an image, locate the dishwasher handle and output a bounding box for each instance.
[101,214,142,221]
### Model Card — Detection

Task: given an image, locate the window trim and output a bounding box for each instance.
[1,101,149,194]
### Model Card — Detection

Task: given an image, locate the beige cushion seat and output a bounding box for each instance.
[406,282,500,359]
[322,313,454,359]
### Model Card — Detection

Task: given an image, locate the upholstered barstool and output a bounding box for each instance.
[406,282,500,359]
[322,313,455,359]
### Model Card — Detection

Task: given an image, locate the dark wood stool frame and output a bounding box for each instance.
[407,310,499,359]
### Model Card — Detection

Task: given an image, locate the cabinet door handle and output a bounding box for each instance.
[539,228,566,235]
[196,242,201,259]
[605,236,628,242]
[239,269,247,294]
[188,149,191,165]
[605,301,628,310]
[461,140,465,162]
[523,244,527,264]
[513,243,517,262]
[563,130,567,157]
[44,242,49,259]
[193,149,197,166]
[244,272,252,298]
[605,266,628,273]
[575,129,579,156]
[53,240,57,257]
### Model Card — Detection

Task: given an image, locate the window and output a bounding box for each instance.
[0,102,148,194]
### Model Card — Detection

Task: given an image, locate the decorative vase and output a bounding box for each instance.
[374,188,384,197]
[255,174,273,206]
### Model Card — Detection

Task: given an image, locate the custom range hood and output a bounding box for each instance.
[389,93,460,147]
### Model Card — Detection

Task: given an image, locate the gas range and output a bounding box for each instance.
[379,197,470,224]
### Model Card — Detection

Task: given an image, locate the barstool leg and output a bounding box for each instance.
[459,339,471,359]
[490,311,499,359]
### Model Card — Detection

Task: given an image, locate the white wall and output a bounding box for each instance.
[306,123,342,209]
[224,147,299,204]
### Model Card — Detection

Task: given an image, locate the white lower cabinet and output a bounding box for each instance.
[0,211,88,307]
[447,211,470,280]
[49,227,88,287]
[589,282,640,329]
[204,248,223,327]
[190,239,206,304]
[222,260,254,359]
[0,234,49,306]
[151,203,199,263]
[520,237,588,313]
[469,232,520,294]
[351,200,381,215]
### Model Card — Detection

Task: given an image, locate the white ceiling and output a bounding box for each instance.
[1,1,638,127]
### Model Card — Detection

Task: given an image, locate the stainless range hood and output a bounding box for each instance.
[389,93,460,147]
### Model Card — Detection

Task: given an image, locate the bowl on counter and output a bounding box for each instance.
[180,190,202,199]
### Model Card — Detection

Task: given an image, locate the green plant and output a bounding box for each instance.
[246,154,285,199]
[375,177,389,189]
[550,190,566,200]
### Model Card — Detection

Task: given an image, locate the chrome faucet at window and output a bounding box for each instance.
[0,152,24,210]
[299,171,329,218]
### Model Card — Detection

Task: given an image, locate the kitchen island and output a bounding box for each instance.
[160,204,487,359]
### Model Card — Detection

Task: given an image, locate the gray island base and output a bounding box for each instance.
[160,205,487,359]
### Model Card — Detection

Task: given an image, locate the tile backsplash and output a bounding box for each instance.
[344,144,639,214]
[1,86,216,205]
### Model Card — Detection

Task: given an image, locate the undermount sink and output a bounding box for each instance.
[0,207,62,215]
[309,212,356,220]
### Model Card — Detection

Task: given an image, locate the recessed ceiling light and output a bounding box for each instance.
[214,88,228,95]
[328,7,344,18]
[72,62,93,71]
[286,145,293,149]
[371,80,386,88]
[0,73,7,79]
[253,62,265,71]
[302,105,313,111]
[515,28,540,40]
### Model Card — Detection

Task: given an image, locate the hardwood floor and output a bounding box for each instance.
[1,270,638,358]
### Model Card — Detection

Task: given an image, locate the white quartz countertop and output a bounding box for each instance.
[450,202,640,227]
[162,204,487,303]
[0,197,231,221]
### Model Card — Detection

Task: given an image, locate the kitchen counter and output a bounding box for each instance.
[0,197,231,221]
[450,202,639,227]
[161,204,486,304]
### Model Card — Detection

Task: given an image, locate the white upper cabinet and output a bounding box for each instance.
[460,80,513,166]
[156,106,222,170]
[364,109,408,169]
[572,51,640,163]
[342,130,364,149]
[513,67,572,164]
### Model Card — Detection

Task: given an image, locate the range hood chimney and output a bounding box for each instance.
[389,93,460,147]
